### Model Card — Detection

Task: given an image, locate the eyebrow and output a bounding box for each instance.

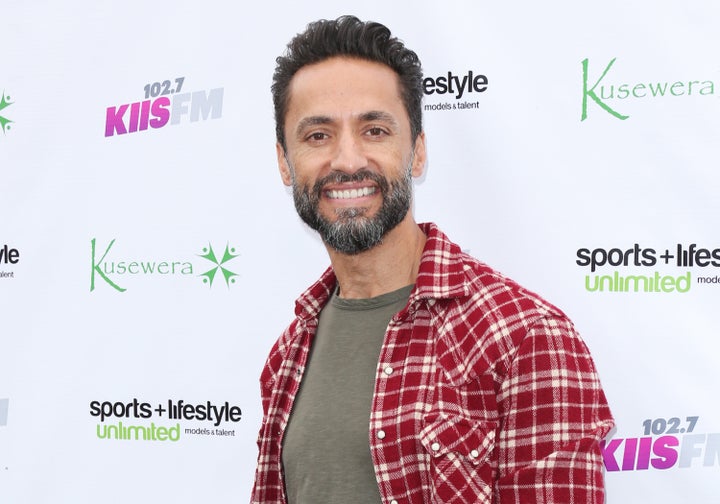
[294,110,400,138]
[358,110,399,128]
[295,115,333,138]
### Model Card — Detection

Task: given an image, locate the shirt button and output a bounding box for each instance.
[431,442,441,452]
[390,500,398,504]
[383,366,393,375]
[376,430,386,440]
[470,449,480,458]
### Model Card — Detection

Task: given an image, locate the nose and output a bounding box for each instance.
[330,130,367,173]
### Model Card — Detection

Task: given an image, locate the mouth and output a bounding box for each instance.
[325,186,377,200]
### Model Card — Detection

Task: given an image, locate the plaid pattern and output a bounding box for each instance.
[251,223,614,504]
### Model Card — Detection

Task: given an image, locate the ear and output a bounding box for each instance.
[276,143,293,186]
[411,132,427,178]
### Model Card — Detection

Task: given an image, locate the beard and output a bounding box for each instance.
[290,163,413,255]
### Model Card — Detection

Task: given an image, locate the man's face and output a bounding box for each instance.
[277,57,426,255]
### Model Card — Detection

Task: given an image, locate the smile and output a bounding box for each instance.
[326,186,377,199]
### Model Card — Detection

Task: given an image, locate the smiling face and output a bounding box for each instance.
[278,57,426,254]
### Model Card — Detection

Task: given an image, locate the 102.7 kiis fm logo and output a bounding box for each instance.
[576,243,720,293]
[105,76,223,137]
[602,415,720,472]
[90,238,239,292]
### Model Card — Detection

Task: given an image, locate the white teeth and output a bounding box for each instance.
[328,186,376,199]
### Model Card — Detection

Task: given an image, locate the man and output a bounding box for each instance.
[252,15,613,504]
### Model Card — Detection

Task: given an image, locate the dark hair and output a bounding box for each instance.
[272,15,423,149]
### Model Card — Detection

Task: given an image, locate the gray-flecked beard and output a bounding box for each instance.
[291,164,413,255]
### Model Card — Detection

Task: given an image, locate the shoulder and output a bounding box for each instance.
[260,266,336,383]
[419,224,577,383]
[418,222,566,328]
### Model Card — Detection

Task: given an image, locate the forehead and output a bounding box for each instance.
[285,56,407,126]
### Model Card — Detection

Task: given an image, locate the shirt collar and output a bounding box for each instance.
[294,222,470,320]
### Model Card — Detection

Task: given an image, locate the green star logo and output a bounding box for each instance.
[0,91,13,135]
[198,243,239,288]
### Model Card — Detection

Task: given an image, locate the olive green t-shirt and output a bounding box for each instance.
[282,284,413,504]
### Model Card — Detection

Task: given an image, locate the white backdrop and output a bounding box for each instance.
[2,1,719,502]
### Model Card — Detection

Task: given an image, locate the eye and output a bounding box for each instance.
[305,131,329,142]
[365,127,388,137]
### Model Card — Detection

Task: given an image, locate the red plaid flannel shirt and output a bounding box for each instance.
[251,223,614,503]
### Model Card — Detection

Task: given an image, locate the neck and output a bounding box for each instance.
[325,217,426,299]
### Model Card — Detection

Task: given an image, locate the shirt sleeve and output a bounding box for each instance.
[494,315,614,503]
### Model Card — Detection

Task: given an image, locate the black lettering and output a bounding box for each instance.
[473,74,488,92]
[712,249,720,266]
[422,72,488,97]
[607,248,624,267]
[422,77,436,95]
[641,247,657,267]
[0,245,20,264]
[696,248,711,267]
[435,76,448,94]
[139,401,152,419]
[591,248,608,272]
[576,248,592,267]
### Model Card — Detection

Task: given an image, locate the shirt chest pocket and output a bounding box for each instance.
[419,413,497,503]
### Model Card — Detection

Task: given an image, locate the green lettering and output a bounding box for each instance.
[632,83,646,97]
[155,425,168,441]
[624,275,648,292]
[126,425,147,440]
[168,423,181,441]
[670,81,685,96]
[699,81,714,95]
[599,274,613,291]
[599,85,614,100]
[90,239,126,292]
[676,272,691,292]
[661,275,675,292]
[581,58,629,121]
[648,82,668,96]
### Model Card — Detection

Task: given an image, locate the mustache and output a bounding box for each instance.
[311,169,388,196]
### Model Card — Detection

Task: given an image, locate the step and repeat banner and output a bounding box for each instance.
[2,1,719,502]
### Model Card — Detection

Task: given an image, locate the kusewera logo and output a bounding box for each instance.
[581,58,716,121]
[0,91,13,135]
[90,239,239,292]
